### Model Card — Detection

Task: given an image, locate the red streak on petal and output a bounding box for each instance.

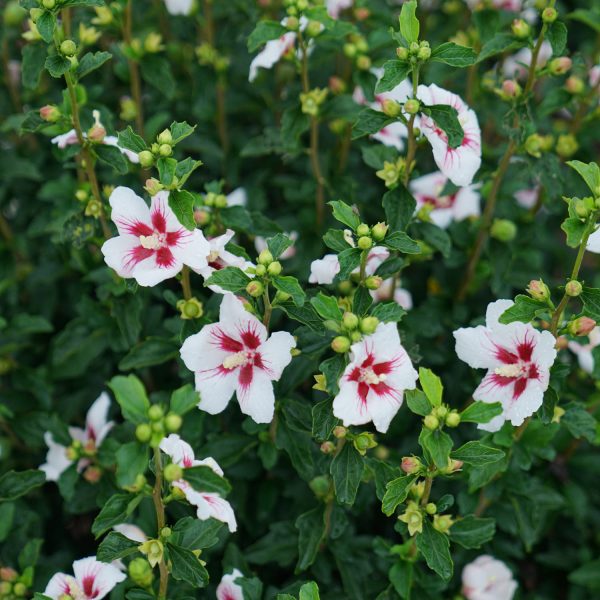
[151,205,167,233]
[371,381,394,396]
[494,345,519,365]
[118,219,153,237]
[166,230,184,246]
[528,363,539,379]
[373,360,396,376]
[241,327,261,350]
[126,246,154,269]
[489,373,514,387]
[358,382,369,405]
[82,575,97,598]
[155,246,176,267]
[513,378,527,400]
[253,353,264,370]
[347,367,361,382]
[517,337,534,362]
[212,328,243,353]
[238,363,254,389]
[361,354,375,368]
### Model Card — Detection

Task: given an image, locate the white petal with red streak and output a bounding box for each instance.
[170,229,210,272]
[257,331,296,379]
[219,294,268,345]
[196,456,224,477]
[85,392,113,446]
[503,379,545,426]
[195,368,238,415]
[180,323,229,373]
[150,191,184,233]
[109,187,151,237]
[40,433,72,482]
[159,434,196,467]
[453,187,481,221]
[454,326,498,369]
[72,557,126,600]
[101,235,142,278]
[236,369,276,423]
[131,254,183,287]
[44,572,71,599]
[333,378,369,427]
[216,569,244,600]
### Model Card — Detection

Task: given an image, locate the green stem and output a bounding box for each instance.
[402,67,420,187]
[262,285,272,329]
[152,447,169,600]
[180,265,192,300]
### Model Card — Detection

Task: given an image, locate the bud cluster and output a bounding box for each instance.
[343,34,371,71]
[138,129,175,169]
[196,42,230,73]
[376,158,408,189]
[423,404,461,431]
[0,565,28,599]
[245,249,284,299]
[331,314,379,353]
[396,40,431,64]
[127,33,165,59]
[135,404,182,449]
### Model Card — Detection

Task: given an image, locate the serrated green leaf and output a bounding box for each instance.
[375,60,411,94]
[451,441,505,466]
[431,42,477,67]
[382,475,417,516]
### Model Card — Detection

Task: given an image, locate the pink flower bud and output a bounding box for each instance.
[328,76,346,95]
[0,568,17,582]
[88,124,106,142]
[40,104,61,122]
[354,8,370,21]
[527,279,550,302]
[501,79,521,99]
[550,57,572,76]
[569,316,596,337]
[401,456,422,474]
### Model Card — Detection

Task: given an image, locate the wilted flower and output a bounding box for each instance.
[180,295,295,423]
[51,129,140,163]
[454,299,557,431]
[462,555,517,600]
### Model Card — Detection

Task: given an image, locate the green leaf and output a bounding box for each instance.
[272,275,306,307]
[383,185,416,232]
[371,302,406,323]
[383,231,421,254]
[431,42,477,67]
[295,506,325,571]
[419,428,453,469]
[352,108,394,140]
[168,190,196,230]
[389,561,413,599]
[562,402,596,441]
[169,121,196,145]
[413,221,451,257]
[157,157,177,186]
[323,228,351,252]
[95,144,128,175]
[21,44,47,90]
[299,582,320,600]
[312,399,338,441]
[19,538,42,570]
[405,389,432,416]
[117,126,147,153]
[311,293,342,321]
[248,20,288,52]
[109,374,150,424]
[561,217,586,248]
[569,559,600,589]
[170,384,199,416]
[382,475,417,516]
[547,21,567,55]
[167,543,209,587]
[97,531,140,562]
[116,442,148,488]
[205,266,251,293]
[336,247,362,280]
[140,55,175,98]
[460,401,503,424]
[374,60,411,94]
[61,0,106,6]
[320,354,346,396]
[76,51,112,79]
[45,54,71,78]
[267,233,293,259]
[174,158,202,187]
[567,160,600,195]
[568,9,600,33]
[478,33,524,62]
[421,104,464,149]
[36,10,55,43]
[0,504,15,541]
[353,286,373,316]
[418,367,443,407]
[91,493,140,538]
[581,286,600,320]
[399,0,419,44]
[0,470,45,502]
[329,200,360,230]
[119,338,179,371]
[451,441,505,466]
[330,442,364,505]
[449,516,496,549]
[416,519,453,581]
[171,516,224,550]
[498,294,547,324]
[184,465,231,496]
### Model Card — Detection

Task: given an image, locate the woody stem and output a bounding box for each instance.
[402,66,420,187]
[152,447,169,600]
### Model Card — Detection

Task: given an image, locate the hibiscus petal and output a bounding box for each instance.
[454,326,499,369]
[196,368,238,415]
[333,378,370,427]
[85,392,112,445]
[159,434,196,468]
[257,331,296,379]
[44,572,71,599]
[40,433,72,482]
[72,557,126,600]
[131,252,183,286]
[249,33,296,82]
[170,229,211,272]
[109,187,153,237]
[101,235,145,278]
[236,369,275,424]
[219,294,267,346]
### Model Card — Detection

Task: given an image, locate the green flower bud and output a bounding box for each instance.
[527,279,550,301]
[409,41,420,54]
[40,104,61,122]
[417,46,431,61]
[4,2,27,26]
[176,297,204,320]
[165,413,183,432]
[255,264,267,277]
[151,420,164,433]
[445,411,461,428]
[0,582,12,595]
[353,431,377,455]
[309,475,330,497]
[565,76,585,95]
[333,425,347,438]
[365,276,382,290]
[42,0,56,8]
[139,539,164,568]
[214,194,228,209]
[136,423,152,443]
[433,514,454,534]
[60,40,77,57]
[425,502,437,515]
[381,99,402,118]
[396,47,409,60]
[511,18,530,39]
[542,7,557,23]
[371,222,388,241]
[356,55,371,71]
[148,404,164,421]
[160,526,172,539]
[357,236,372,250]
[157,129,172,145]
[490,219,517,242]
[549,56,572,76]
[246,280,264,297]
[356,223,370,237]
[129,557,154,588]
[331,336,351,353]
[424,414,439,430]
[286,16,299,31]
[13,582,27,597]
[565,280,583,297]
[305,20,322,38]
[342,312,359,330]
[556,134,579,158]
[404,99,420,114]
[343,43,357,58]
[350,330,362,342]
[164,463,183,482]
[158,143,172,157]
[267,261,282,276]
[359,316,379,335]
[258,249,274,265]
[138,150,154,168]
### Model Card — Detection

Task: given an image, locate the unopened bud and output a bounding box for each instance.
[549,56,572,76]
[136,423,152,443]
[320,441,335,454]
[511,19,531,39]
[425,502,437,515]
[501,79,522,99]
[569,316,596,336]
[333,425,347,439]
[424,414,439,430]
[490,219,517,242]
[356,223,370,237]
[343,43,357,58]
[145,178,163,196]
[255,264,267,277]
[40,104,61,122]
[396,47,409,60]
[356,55,371,70]
[157,129,172,145]
[60,39,77,56]
[331,336,351,353]
[258,249,273,265]
[138,150,154,168]
[417,46,431,61]
[158,143,172,157]
[342,312,359,330]
[565,280,582,297]
[88,124,106,143]
[286,16,299,31]
[164,463,183,482]
[165,413,183,432]
[556,134,579,158]
[246,280,264,297]
[542,7,557,23]
[565,76,585,95]
[267,261,282,276]
[357,236,372,250]
[401,456,422,474]
[371,222,388,241]
[309,475,330,497]
[0,568,17,583]
[148,404,164,421]
[381,99,402,118]
[403,98,420,115]
[527,279,550,301]
[365,275,382,290]
[83,466,102,483]
[445,411,461,428]
[129,557,154,588]
[305,20,322,38]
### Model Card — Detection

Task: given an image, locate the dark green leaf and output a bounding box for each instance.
[170,384,199,416]
[581,287,600,320]
[460,402,503,424]
[205,267,251,293]
[569,559,600,589]
[312,399,338,441]
[95,144,129,175]
[418,367,443,407]
[389,561,413,599]
[567,160,600,195]
[405,389,432,416]
[76,51,112,79]
[568,9,600,33]
[547,21,567,55]
[248,20,288,52]
[168,190,196,231]
[416,520,453,581]
[119,338,179,371]
[336,247,362,281]
[116,442,148,488]
[382,475,417,516]
[498,294,547,324]
[22,44,47,89]
[168,543,209,587]
[311,292,342,321]
[478,33,524,62]
[267,233,293,259]
[117,126,147,153]
[383,185,416,232]
[431,42,477,67]
[421,104,464,149]
[451,441,505,466]
[561,217,586,248]
[352,109,394,140]
[157,157,177,186]
[109,374,150,424]
[562,402,596,441]
[375,60,411,94]
[383,231,421,254]
[371,302,406,323]
[272,275,306,307]
[92,493,140,538]
[449,516,496,549]
[353,286,373,316]
[419,428,453,469]
[45,54,71,78]
[0,470,45,502]
[97,532,140,562]
[169,121,196,144]
[295,506,325,571]
[330,442,364,505]
[323,229,351,252]
[171,516,224,550]
[329,200,360,230]
[140,55,175,98]
[36,10,56,43]
[184,465,231,496]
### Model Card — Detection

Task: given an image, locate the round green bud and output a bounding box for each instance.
[164,463,183,482]
[333,425,347,438]
[371,222,388,241]
[42,0,56,9]
[151,421,164,434]
[409,41,420,54]
[490,219,517,242]
[138,150,154,168]
[356,55,371,71]
[60,40,77,57]
[255,264,267,277]
[214,194,228,209]
[4,2,27,27]
[13,582,27,597]
[343,43,357,58]
[404,99,420,115]
[135,423,152,443]
[357,236,372,250]
[435,405,448,419]
[331,336,351,353]
[129,557,154,588]
[542,7,557,23]
[359,316,379,335]
[396,47,409,60]
[356,223,370,237]
[165,413,182,433]
[425,502,437,515]
[565,280,583,297]
[267,261,282,276]
[417,46,431,61]
[355,38,369,53]
[160,526,172,538]
[157,129,172,145]
[158,143,172,157]
[342,312,360,330]
[445,411,461,428]
[0,582,13,595]
[350,330,362,342]
[246,280,264,297]
[305,20,322,37]
[574,198,590,219]
[381,99,402,118]
[424,414,439,430]
[148,404,164,421]
[565,76,585,95]
[309,475,330,497]
[365,276,382,290]
[258,249,274,265]
[511,18,530,39]
[320,441,335,454]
